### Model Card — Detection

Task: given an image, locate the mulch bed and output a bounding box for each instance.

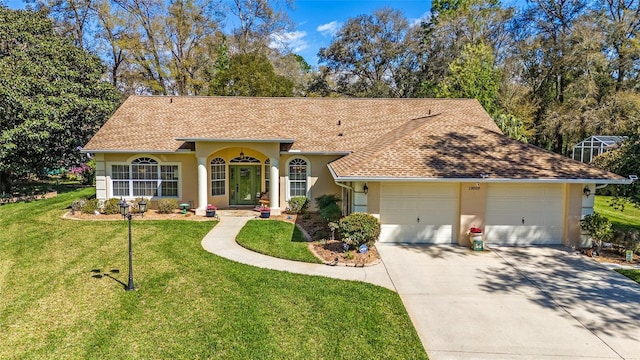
[581,247,638,266]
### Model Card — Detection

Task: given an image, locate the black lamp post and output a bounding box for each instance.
[119,198,147,291]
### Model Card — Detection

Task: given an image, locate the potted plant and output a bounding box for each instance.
[467,226,484,251]
[206,204,217,217]
[259,206,270,218]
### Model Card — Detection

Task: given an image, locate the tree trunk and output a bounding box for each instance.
[0,171,12,194]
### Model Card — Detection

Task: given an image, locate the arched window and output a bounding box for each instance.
[210,158,226,196]
[288,158,308,198]
[111,157,178,198]
[230,155,260,163]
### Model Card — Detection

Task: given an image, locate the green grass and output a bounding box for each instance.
[615,269,640,284]
[594,196,640,230]
[0,188,426,359]
[236,220,323,263]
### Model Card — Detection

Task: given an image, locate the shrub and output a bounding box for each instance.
[288,196,309,214]
[316,194,342,222]
[102,198,121,215]
[581,213,613,250]
[158,198,178,214]
[611,228,640,253]
[71,198,86,213]
[339,212,381,249]
[81,198,100,214]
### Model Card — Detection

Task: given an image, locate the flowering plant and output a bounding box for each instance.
[260,205,270,212]
[469,226,482,234]
[206,204,217,211]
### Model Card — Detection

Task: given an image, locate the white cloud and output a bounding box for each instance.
[270,31,309,53]
[317,21,341,37]
[409,11,431,27]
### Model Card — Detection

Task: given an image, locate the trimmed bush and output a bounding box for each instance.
[81,198,100,214]
[581,213,613,250]
[339,212,381,249]
[71,198,86,213]
[612,228,640,253]
[157,198,178,214]
[102,198,121,215]
[315,194,342,222]
[288,196,309,214]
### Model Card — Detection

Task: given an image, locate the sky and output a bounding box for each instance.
[276,0,431,65]
[2,0,521,66]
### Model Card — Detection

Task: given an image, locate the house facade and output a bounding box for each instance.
[84,96,630,247]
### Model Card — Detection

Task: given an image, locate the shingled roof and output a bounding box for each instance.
[85,95,628,183]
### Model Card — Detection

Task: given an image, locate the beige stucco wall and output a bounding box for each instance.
[96,146,343,212]
[278,154,343,211]
[566,183,590,248]
[459,182,488,246]
[96,152,197,209]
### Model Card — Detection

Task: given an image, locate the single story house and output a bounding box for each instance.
[83,96,630,247]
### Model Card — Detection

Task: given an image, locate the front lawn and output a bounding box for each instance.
[615,269,640,284]
[0,188,426,359]
[236,219,322,263]
[594,196,640,230]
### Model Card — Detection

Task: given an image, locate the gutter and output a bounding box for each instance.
[328,173,632,185]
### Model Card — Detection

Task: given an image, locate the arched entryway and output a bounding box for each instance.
[229,155,261,206]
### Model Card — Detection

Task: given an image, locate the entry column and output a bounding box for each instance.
[196,156,207,216]
[269,157,280,215]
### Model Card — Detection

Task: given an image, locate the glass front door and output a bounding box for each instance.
[229,165,261,205]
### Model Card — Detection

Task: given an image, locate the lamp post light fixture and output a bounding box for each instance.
[118,198,147,291]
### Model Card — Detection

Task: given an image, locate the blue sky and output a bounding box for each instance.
[279,0,431,65]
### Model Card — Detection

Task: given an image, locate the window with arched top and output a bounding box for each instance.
[288,158,308,198]
[210,158,226,196]
[111,157,179,198]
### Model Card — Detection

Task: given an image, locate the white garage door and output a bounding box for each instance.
[486,184,564,245]
[379,183,457,244]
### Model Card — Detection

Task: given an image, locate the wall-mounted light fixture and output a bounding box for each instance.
[583,186,591,197]
[239,148,245,160]
[363,183,368,195]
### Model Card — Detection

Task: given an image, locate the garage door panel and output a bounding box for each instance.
[486,184,563,245]
[380,225,453,244]
[380,183,457,244]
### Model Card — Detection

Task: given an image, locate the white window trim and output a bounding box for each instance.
[285,156,311,201]
[107,157,181,199]
[210,157,226,196]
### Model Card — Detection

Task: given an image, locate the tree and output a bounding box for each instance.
[318,8,423,98]
[436,42,501,114]
[592,133,640,208]
[228,0,293,54]
[0,7,121,193]
[208,52,293,96]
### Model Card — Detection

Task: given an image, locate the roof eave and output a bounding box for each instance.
[329,174,632,185]
[176,137,295,143]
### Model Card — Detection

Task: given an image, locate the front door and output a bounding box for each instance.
[229,165,261,205]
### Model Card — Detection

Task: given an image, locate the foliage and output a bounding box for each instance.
[157,198,178,214]
[435,42,501,115]
[102,198,121,215]
[318,8,423,97]
[287,196,308,214]
[80,198,100,214]
[493,114,529,143]
[236,220,321,263]
[315,194,342,223]
[0,7,120,193]
[581,213,613,250]
[0,188,427,358]
[69,160,95,185]
[208,52,293,96]
[591,134,640,208]
[70,198,86,213]
[611,228,640,253]
[339,212,381,249]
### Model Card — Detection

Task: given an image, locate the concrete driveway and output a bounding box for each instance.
[377,245,640,360]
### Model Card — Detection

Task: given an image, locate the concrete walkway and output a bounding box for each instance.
[200,215,395,290]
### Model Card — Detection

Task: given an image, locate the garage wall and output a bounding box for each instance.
[459,182,487,246]
[485,183,564,245]
[379,183,458,244]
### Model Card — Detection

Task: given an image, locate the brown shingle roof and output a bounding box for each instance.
[85,96,626,182]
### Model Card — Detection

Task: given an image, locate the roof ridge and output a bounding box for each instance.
[334,114,441,174]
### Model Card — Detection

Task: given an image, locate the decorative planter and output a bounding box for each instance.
[470,233,484,251]
[260,211,270,219]
[206,210,216,218]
